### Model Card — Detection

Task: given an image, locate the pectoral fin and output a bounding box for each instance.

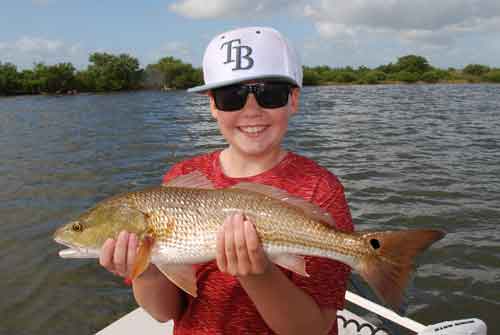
[271,254,309,277]
[130,235,155,280]
[156,263,198,297]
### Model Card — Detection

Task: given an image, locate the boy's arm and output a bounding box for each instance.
[240,265,337,335]
[217,213,338,335]
[132,264,186,322]
[99,231,186,322]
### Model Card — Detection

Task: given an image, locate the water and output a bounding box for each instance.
[0,85,499,334]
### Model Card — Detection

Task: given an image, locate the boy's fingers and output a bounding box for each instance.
[245,220,267,274]
[100,238,116,271]
[224,216,237,275]
[113,231,129,276]
[216,222,227,272]
[126,233,138,276]
[234,216,251,276]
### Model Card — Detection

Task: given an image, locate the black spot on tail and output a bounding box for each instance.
[370,239,381,249]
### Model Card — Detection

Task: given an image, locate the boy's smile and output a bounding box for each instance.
[238,125,268,137]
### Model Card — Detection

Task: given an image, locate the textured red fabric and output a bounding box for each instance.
[162,151,354,335]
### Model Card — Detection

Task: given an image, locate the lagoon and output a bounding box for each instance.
[0,85,499,334]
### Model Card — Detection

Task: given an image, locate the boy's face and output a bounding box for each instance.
[208,81,300,159]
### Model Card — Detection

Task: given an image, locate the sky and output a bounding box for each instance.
[1,0,500,70]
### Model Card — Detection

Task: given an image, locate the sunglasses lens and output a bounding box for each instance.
[213,83,291,111]
[213,85,247,111]
[255,83,290,108]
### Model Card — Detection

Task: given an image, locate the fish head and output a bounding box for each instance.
[54,200,149,258]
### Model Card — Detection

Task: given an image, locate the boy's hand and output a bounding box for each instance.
[216,212,271,277]
[99,231,138,278]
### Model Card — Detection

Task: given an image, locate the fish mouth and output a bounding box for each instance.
[54,237,100,259]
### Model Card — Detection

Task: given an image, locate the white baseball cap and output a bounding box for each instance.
[188,26,303,93]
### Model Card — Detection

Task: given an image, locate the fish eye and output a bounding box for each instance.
[72,222,83,232]
[370,238,381,250]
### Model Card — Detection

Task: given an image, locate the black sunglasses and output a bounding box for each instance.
[212,82,293,112]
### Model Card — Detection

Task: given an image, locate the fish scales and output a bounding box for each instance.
[120,186,365,264]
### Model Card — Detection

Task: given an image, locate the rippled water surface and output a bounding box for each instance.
[1,85,499,334]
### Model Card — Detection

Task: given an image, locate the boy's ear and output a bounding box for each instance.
[289,88,300,115]
[207,92,218,119]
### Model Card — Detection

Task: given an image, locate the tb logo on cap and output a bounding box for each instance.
[220,39,254,71]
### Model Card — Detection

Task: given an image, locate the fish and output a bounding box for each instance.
[53,171,445,310]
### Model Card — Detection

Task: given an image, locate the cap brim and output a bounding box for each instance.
[187,75,300,93]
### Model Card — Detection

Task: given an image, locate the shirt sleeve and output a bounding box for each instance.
[162,162,185,184]
[291,172,354,310]
[162,161,201,185]
[161,155,211,185]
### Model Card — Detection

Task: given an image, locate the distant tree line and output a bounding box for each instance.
[0,53,145,95]
[303,55,500,85]
[1,53,499,96]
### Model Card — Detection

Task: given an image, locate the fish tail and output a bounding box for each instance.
[357,229,445,310]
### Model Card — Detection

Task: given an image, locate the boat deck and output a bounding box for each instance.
[96,306,390,335]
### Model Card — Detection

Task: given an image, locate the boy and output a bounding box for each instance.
[100,26,354,334]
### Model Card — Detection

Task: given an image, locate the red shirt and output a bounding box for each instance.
[162,151,354,335]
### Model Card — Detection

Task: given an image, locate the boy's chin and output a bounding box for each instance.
[233,144,282,158]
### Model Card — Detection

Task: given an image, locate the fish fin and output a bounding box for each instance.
[271,254,309,277]
[130,235,155,280]
[358,229,445,310]
[155,263,198,297]
[163,171,214,189]
[231,183,334,226]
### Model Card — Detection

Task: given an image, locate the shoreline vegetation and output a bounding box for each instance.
[1,53,499,96]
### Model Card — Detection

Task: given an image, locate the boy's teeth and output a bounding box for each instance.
[240,126,266,133]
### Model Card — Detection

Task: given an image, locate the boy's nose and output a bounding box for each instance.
[242,93,263,114]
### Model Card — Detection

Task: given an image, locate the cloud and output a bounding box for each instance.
[446,16,500,33]
[0,36,86,69]
[400,30,455,47]
[168,0,300,19]
[302,0,500,50]
[305,0,500,32]
[146,1,500,68]
[314,22,356,40]
[168,0,500,54]
[169,0,500,29]
[298,0,500,67]
[14,36,63,53]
